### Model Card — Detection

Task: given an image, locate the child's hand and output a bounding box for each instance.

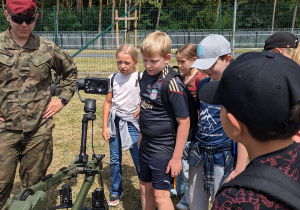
[102,127,110,142]
[166,157,182,177]
[0,113,4,123]
[133,107,140,119]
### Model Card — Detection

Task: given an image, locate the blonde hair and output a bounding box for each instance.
[140,31,171,57]
[270,47,295,60]
[116,44,138,62]
[293,45,300,65]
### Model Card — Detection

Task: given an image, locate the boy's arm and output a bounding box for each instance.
[226,142,248,182]
[102,92,113,142]
[166,117,190,177]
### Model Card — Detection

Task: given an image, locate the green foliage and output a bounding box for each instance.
[0,3,299,32]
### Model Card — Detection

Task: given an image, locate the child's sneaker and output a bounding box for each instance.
[176,202,189,210]
[107,192,123,206]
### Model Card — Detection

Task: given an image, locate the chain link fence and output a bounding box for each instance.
[0,4,299,76]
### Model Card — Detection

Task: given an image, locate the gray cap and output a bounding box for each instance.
[191,34,231,70]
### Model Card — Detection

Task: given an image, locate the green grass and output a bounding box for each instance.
[10,93,183,210]
[9,47,258,209]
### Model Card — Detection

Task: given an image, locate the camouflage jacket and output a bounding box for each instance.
[0,29,78,132]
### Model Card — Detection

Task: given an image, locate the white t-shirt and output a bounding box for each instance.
[108,71,142,114]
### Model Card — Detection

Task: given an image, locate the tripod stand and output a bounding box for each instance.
[7,80,109,210]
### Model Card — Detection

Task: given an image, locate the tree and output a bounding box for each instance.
[156,0,163,30]
[56,0,59,33]
[292,0,298,32]
[98,0,103,48]
[111,0,116,31]
[271,0,277,31]
[40,0,45,30]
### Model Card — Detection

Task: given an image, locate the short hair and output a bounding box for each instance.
[247,101,300,141]
[116,44,138,62]
[270,47,296,60]
[293,45,300,65]
[140,31,171,58]
[175,43,197,60]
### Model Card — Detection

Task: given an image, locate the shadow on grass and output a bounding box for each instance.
[101,163,142,210]
[9,163,178,209]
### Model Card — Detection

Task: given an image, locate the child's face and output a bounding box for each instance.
[205,56,231,81]
[142,54,171,76]
[176,53,196,74]
[116,52,138,75]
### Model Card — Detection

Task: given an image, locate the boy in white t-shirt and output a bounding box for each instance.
[102,44,141,206]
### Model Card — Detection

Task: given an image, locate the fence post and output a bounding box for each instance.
[232,0,237,58]
[53,6,58,45]
[219,3,222,35]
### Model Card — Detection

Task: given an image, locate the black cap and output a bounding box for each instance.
[199,51,300,132]
[264,32,298,51]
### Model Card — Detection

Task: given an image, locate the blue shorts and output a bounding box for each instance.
[138,150,174,190]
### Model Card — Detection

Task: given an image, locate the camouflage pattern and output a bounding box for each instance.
[0,29,77,207]
[0,118,54,208]
[0,29,78,132]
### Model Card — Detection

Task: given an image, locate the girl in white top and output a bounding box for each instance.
[102,44,141,206]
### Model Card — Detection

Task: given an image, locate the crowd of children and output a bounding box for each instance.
[101,31,300,210]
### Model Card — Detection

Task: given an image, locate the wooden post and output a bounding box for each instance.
[134,9,137,48]
[115,14,138,47]
[115,10,119,48]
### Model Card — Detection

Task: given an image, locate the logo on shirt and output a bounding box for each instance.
[200,108,217,132]
[150,89,158,100]
[163,180,170,185]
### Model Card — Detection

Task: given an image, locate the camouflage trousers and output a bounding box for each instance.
[0,119,55,209]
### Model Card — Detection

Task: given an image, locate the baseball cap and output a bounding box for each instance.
[199,51,300,132]
[264,32,298,51]
[191,34,231,70]
[6,0,37,16]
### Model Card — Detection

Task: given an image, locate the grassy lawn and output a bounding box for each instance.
[8,47,258,209]
[10,92,182,210]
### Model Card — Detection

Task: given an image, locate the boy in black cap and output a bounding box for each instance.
[264,31,300,143]
[199,51,300,209]
[264,31,299,61]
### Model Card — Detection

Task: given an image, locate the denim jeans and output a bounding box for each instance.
[109,116,139,196]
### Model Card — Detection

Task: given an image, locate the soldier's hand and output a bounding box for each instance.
[0,113,4,123]
[42,98,64,119]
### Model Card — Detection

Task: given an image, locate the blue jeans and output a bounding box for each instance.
[109,116,139,196]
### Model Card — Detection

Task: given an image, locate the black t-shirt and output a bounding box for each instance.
[212,142,300,210]
[139,66,189,159]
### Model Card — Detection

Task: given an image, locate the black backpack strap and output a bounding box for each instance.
[110,72,117,90]
[197,77,210,94]
[138,71,142,88]
[161,68,181,137]
[217,164,300,209]
[140,70,148,90]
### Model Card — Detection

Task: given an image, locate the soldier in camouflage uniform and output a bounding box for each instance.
[0,0,78,207]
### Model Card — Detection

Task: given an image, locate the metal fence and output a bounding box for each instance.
[1,4,299,75]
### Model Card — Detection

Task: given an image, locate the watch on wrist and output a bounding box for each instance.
[60,98,68,106]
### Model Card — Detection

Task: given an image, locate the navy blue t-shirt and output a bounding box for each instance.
[195,101,230,146]
[139,66,189,159]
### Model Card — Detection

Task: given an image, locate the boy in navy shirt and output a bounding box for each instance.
[138,31,190,210]
[200,51,300,209]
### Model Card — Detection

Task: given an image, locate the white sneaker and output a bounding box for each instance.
[176,202,189,210]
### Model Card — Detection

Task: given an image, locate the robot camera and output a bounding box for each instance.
[77,77,109,95]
